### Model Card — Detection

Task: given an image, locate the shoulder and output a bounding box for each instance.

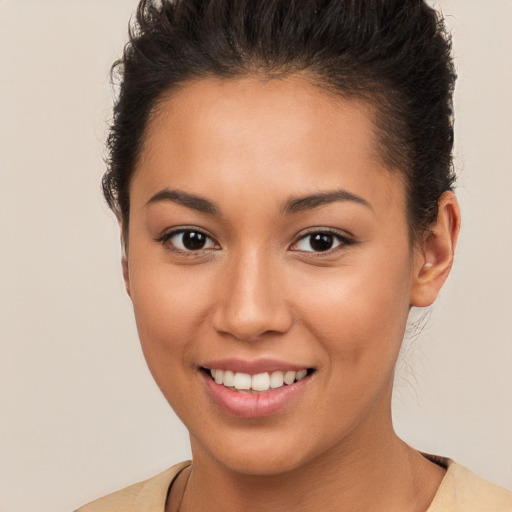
[427,456,512,512]
[74,461,191,512]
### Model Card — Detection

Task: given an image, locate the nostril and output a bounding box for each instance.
[211,267,293,341]
[212,305,293,342]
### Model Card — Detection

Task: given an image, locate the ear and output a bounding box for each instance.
[121,237,131,298]
[410,191,461,307]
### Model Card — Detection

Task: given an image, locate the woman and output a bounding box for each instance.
[77,0,512,510]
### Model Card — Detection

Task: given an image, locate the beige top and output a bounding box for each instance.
[75,456,512,512]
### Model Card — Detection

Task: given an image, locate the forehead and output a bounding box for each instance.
[132,76,405,216]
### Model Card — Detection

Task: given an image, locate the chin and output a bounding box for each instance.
[213,448,310,477]
[189,423,333,478]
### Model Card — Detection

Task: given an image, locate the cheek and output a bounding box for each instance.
[128,256,213,375]
[133,281,203,341]
[292,248,413,368]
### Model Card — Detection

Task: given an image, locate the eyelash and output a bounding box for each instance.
[155,228,220,256]
[290,229,355,254]
[155,228,354,255]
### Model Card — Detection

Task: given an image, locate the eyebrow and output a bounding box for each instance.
[283,189,373,215]
[146,189,220,215]
[146,187,372,216]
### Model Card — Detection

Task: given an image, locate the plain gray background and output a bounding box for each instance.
[0,1,511,511]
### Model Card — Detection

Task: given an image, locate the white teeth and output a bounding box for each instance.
[296,369,307,381]
[269,370,284,389]
[223,370,235,387]
[251,372,270,391]
[233,372,252,390]
[284,370,296,385]
[209,368,309,391]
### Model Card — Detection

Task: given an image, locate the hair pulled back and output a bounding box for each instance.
[105,0,456,239]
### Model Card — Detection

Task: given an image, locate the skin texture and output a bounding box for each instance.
[124,77,460,512]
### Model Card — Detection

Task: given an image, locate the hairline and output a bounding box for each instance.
[120,72,421,247]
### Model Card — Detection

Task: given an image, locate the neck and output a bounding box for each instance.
[177,410,444,512]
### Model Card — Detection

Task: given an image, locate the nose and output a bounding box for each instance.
[212,250,292,342]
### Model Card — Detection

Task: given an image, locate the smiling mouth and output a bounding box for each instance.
[204,368,315,393]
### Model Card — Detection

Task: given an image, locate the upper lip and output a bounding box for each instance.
[199,358,312,375]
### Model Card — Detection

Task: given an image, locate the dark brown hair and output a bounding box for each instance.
[104,0,456,239]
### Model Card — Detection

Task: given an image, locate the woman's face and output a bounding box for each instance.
[126,77,421,475]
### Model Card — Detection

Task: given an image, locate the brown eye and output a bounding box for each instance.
[163,229,218,252]
[309,233,335,252]
[181,231,208,250]
[291,230,350,253]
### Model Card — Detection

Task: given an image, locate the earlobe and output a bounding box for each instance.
[410,191,461,307]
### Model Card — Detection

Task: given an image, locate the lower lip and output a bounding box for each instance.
[202,372,311,418]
